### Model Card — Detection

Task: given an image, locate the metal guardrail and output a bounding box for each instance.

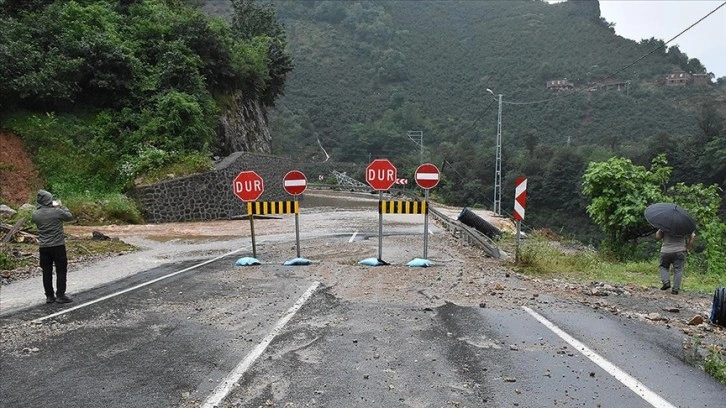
[317,173,504,259]
[428,207,504,259]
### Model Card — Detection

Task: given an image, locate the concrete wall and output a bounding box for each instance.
[133,152,362,223]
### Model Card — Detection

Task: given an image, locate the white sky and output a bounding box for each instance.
[551,1,726,78]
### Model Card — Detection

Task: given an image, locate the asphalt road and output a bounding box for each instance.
[1,192,724,407]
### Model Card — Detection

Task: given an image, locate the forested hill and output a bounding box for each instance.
[206,0,725,240]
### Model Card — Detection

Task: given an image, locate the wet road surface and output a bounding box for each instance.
[1,191,724,407]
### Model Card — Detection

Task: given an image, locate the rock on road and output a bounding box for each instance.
[1,190,724,407]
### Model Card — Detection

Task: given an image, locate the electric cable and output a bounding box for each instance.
[486,1,726,107]
[477,2,726,228]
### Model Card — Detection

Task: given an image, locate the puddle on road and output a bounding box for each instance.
[65,191,438,243]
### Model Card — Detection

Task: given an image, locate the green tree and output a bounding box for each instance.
[1,0,293,192]
[230,0,293,106]
[582,155,671,256]
[694,103,726,186]
[668,183,726,277]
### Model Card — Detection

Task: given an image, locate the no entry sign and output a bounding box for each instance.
[283,170,307,196]
[232,170,264,202]
[366,159,397,191]
[414,163,440,189]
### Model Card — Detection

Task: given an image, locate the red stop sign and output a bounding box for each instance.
[366,159,397,191]
[232,170,264,201]
[283,170,307,196]
[414,163,440,189]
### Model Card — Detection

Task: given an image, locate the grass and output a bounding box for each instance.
[4,192,144,231]
[1,238,137,272]
[505,230,726,385]
[64,192,144,225]
[508,231,724,294]
[704,346,726,384]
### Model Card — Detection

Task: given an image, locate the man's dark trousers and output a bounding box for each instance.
[40,245,68,297]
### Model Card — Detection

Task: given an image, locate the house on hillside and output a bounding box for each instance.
[691,73,711,86]
[666,72,690,86]
[546,78,574,91]
[665,72,711,87]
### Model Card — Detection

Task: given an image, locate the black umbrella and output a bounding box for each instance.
[644,203,696,236]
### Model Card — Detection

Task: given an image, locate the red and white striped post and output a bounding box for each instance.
[513,177,527,263]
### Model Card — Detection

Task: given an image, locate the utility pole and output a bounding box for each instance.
[407,131,424,164]
[487,89,503,216]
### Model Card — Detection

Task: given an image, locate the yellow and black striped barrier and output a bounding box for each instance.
[246,201,299,215]
[379,200,427,214]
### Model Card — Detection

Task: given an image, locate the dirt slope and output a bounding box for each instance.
[0,132,41,206]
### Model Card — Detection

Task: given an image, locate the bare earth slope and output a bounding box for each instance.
[0,132,41,206]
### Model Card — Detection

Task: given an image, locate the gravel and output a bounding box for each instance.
[1,190,723,357]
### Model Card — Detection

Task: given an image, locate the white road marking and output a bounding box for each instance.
[348,230,358,243]
[202,281,321,408]
[31,248,245,324]
[523,306,676,408]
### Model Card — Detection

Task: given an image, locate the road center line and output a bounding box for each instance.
[348,230,358,242]
[522,306,676,408]
[31,248,245,324]
[202,281,321,408]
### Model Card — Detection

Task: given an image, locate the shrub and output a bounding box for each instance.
[704,347,726,385]
[63,192,143,225]
[0,250,16,270]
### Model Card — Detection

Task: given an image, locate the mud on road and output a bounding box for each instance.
[3,190,725,364]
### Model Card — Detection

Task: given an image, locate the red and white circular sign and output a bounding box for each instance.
[232,170,264,202]
[366,159,397,191]
[414,163,440,189]
[283,170,307,196]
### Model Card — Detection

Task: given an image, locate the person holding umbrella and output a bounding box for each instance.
[655,229,696,294]
[645,203,697,295]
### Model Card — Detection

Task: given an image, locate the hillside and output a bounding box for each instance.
[203,0,725,240]
[1,0,723,244]
[0,0,291,206]
[274,1,702,145]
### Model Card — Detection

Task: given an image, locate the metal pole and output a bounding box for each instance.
[494,93,502,216]
[420,135,424,165]
[249,214,257,258]
[515,220,521,263]
[423,189,429,259]
[407,131,424,164]
[378,191,384,261]
[294,197,301,258]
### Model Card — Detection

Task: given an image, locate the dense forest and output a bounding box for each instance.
[208,0,725,242]
[1,0,725,246]
[1,0,291,191]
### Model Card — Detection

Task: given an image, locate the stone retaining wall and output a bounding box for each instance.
[133,152,362,223]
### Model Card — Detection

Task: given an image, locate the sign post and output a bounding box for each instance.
[513,177,527,263]
[415,163,440,259]
[283,170,307,258]
[232,171,265,258]
[366,159,397,263]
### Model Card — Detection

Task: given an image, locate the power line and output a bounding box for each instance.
[466,99,496,140]
[496,1,726,107]
[474,2,726,230]
[440,159,496,206]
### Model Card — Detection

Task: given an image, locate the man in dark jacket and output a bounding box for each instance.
[31,190,73,304]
